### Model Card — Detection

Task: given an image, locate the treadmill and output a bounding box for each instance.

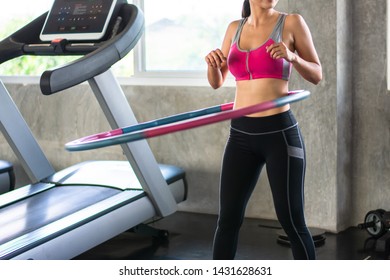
[0,0,187,259]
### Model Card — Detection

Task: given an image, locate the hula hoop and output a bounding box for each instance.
[66,90,310,151]
[67,102,234,146]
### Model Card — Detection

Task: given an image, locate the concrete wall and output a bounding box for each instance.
[1,0,389,232]
[351,0,390,224]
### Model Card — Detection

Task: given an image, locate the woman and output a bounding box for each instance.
[205,0,322,260]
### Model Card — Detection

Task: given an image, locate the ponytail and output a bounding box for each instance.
[242,0,250,18]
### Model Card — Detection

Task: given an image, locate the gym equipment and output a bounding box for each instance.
[0,160,15,194]
[358,209,390,252]
[0,1,186,259]
[66,90,310,151]
[358,209,390,238]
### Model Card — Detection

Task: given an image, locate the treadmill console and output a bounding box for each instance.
[40,0,118,41]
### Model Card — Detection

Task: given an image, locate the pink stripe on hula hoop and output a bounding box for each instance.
[73,128,123,143]
[144,101,274,138]
[220,102,234,111]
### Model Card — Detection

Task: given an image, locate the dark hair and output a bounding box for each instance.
[242,0,251,18]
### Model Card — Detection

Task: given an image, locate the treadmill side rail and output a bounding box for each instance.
[89,70,178,217]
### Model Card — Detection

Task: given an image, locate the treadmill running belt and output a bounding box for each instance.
[0,186,122,245]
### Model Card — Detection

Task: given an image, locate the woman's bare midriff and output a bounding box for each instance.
[234,78,290,117]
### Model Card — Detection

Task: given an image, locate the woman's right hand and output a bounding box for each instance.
[205,49,227,69]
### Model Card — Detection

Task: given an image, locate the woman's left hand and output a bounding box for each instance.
[266,42,296,63]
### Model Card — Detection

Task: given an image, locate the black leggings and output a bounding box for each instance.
[213,110,315,260]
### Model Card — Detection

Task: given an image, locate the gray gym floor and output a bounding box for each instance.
[74,211,390,260]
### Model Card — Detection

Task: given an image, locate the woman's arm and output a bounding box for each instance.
[205,21,237,89]
[267,14,322,85]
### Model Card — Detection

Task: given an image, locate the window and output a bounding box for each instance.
[0,0,241,86]
[134,0,241,72]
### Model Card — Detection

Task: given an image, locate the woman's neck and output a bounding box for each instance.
[247,9,279,27]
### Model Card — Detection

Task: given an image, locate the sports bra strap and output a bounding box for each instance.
[269,13,287,42]
[232,18,247,43]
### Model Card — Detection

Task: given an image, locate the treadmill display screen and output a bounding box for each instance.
[40,0,117,41]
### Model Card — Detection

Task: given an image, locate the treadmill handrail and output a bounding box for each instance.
[0,4,144,95]
[40,4,144,95]
[0,14,47,65]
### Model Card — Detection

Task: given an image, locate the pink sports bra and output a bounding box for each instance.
[227,14,292,81]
